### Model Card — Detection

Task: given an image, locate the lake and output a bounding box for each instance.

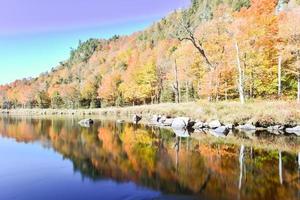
[0,116,299,200]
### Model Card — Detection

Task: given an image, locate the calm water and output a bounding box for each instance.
[0,117,299,200]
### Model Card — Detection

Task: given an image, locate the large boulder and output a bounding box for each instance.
[171,117,190,129]
[132,114,142,124]
[78,119,94,127]
[286,126,300,136]
[208,120,222,129]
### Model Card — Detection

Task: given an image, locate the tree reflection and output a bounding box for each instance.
[0,117,299,200]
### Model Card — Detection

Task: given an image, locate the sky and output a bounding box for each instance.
[0,0,189,85]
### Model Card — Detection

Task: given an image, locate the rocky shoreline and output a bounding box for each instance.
[1,102,300,137]
[140,115,300,137]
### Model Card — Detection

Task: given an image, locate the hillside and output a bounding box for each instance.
[1,0,300,109]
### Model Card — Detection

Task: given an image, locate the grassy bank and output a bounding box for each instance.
[1,100,300,126]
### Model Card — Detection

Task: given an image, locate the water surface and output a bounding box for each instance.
[0,116,299,200]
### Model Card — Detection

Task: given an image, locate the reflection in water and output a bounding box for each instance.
[239,145,245,190]
[172,127,190,138]
[0,117,299,200]
[279,151,283,185]
[298,152,300,169]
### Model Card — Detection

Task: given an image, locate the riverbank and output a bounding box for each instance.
[1,100,299,126]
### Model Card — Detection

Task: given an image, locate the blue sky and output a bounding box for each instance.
[0,0,189,85]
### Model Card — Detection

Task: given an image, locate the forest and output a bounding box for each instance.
[1,0,300,109]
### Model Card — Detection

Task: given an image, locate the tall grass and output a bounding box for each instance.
[2,100,300,126]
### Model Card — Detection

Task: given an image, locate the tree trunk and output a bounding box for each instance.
[278,54,282,97]
[174,60,180,104]
[235,40,245,104]
[297,72,300,103]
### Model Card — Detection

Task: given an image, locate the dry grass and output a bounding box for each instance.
[98,100,300,126]
[2,100,300,126]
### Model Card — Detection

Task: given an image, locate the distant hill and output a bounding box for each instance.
[1,0,300,109]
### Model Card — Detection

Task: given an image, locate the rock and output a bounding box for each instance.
[132,114,142,124]
[158,116,167,124]
[237,124,256,130]
[203,122,209,128]
[171,117,190,129]
[193,121,204,130]
[208,120,221,129]
[162,118,174,126]
[286,126,300,136]
[78,119,94,127]
[267,125,284,131]
[213,126,230,135]
[225,124,233,129]
[151,115,161,124]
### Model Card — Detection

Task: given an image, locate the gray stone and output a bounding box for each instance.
[193,121,204,129]
[213,126,229,134]
[225,124,233,129]
[267,125,284,131]
[237,124,256,130]
[208,120,221,129]
[171,117,190,129]
[158,116,167,124]
[162,118,174,126]
[203,122,209,128]
[151,115,161,124]
[132,114,142,124]
[286,126,300,136]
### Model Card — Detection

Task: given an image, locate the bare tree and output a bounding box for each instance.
[172,59,180,103]
[173,12,213,69]
[234,40,245,104]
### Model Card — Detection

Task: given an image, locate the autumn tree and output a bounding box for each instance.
[98,71,122,106]
[233,0,279,100]
[81,76,101,108]
[279,7,300,102]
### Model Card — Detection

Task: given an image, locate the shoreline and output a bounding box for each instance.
[1,101,300,153]
[1,101,299,126]
[1,112,300,153]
